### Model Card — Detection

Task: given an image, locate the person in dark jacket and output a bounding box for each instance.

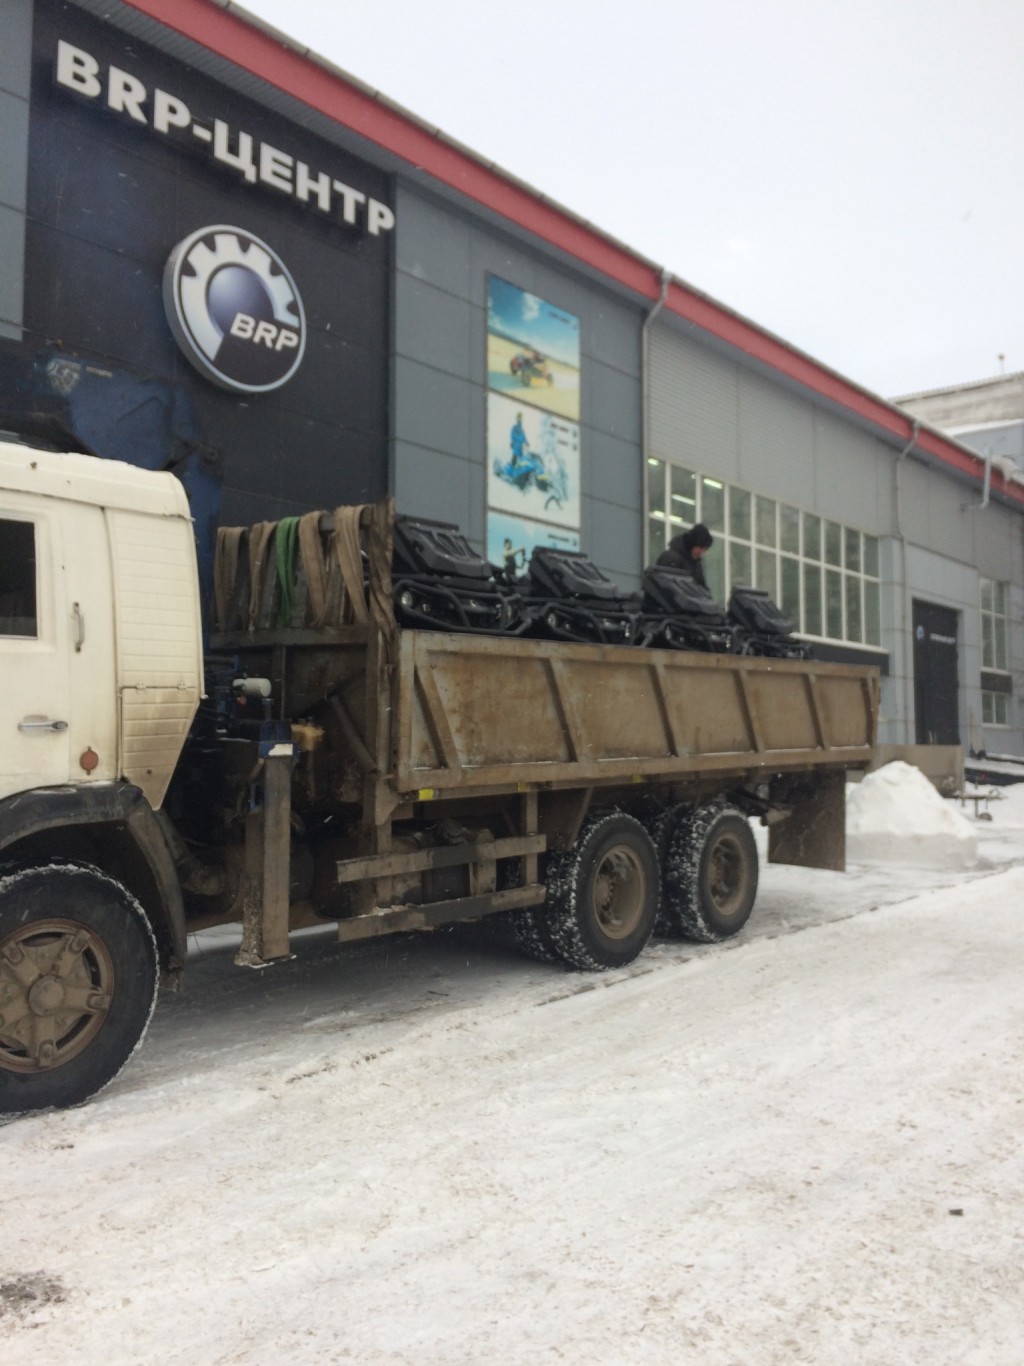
[656,523,714,587]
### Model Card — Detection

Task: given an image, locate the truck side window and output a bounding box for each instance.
[0,519,37,637]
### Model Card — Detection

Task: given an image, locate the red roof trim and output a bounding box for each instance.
[121,0,1023,508]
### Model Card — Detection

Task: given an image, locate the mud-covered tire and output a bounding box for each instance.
[0,863,158,1114]
[661,803,758,943]
[546,812,659,971]
[644,804,690,935]
[509,906,564,964]
[505,856,564,965]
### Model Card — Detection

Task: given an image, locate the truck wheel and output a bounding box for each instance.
[546,812,658,970]
[503,855,563,965]
[509,907,564,964]
[661,803,758,943]
[0,864,158,1114]
[642,804,686,935]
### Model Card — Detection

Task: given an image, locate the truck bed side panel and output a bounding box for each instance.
[395,631,877,794]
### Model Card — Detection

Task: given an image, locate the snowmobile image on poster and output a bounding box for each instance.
[486,276,581,423]
[487,392,580,528]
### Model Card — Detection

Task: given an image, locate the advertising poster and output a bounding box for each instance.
[486,276,581,422]
[487,391,580,530]
[486,511,580,577]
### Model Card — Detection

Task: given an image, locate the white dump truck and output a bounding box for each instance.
[0,441,879,1112]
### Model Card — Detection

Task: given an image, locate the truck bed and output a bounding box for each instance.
[395,628,877,796]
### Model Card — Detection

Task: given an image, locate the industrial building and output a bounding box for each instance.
[2,0,1021,754]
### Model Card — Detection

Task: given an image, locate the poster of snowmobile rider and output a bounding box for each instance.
[486,391,581,530]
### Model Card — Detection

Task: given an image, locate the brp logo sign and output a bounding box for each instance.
[163,226,306,393]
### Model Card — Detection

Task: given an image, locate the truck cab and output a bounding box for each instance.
[0,441,203,1112]
[0,441,203,803]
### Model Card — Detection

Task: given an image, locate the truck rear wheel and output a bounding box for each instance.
[0,864,158,1114]
[505,857,564,965]
[661,803,758,943]
[546,812,658,970]
[645,804,690,935]
[509,906,564,964]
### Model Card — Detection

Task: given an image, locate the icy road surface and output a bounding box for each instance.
[2,781,1023,1364]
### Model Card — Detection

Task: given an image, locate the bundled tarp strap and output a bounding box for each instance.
[213,525,245,631]
[212,500,394,633]
[274,516,301,627]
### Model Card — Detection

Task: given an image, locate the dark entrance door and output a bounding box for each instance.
[912,600,960,744]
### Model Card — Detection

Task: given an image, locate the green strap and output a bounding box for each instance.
[275,516,302,626]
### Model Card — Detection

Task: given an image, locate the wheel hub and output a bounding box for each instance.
[709,836,744,914]
[27,974,67,1014]
[0,919,114,1074]
[593,848,645,940]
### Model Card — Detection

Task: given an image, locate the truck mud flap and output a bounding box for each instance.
[768,770,846,872]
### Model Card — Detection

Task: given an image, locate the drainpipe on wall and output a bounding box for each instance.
[894,420,920,743]
[640,269,673,564]
[977,448,993,510]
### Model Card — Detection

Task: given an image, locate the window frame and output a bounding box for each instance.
[646,459,884,649]
[0,515,39,640]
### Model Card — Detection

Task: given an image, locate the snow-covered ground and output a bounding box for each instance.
[3,773,1023,1365]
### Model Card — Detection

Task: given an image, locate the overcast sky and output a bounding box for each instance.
[239,0,1024,400]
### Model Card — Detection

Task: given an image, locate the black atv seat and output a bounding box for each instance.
[643,566,729,622]
[393,515,493,582]
[528,546,627,601]
[728,585,796,636]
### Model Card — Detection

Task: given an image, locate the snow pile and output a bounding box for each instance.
[847,760,978,868]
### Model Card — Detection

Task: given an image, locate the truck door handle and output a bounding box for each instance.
[18,719,69,732]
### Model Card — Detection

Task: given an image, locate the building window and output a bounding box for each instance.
[980,578,1011,725]
[0,519,37,638]
[981,692,1009,726]
[646,461,883,647]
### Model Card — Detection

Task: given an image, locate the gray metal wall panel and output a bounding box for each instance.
[395,440,486,543]
[974,500,1024,583]
[586,428,642,513]
[0,0,32,101]
[588,358,641,443]
[649,327,740,478]
[736,371,815,506]
[589,296,645,373]
[0,90,29,212]
[811,410,893,531]
[878,536,908,747]
[393,355,478,464]
[584,493,643,585]
[651,321,902,537]
[0,0,29,337]
[0,203,24,332]
[957,422,1024,462]
[393,183,643,581]
[393,192,473,300]
[907,544,979,609]
[899,461,977,566]
[394,273,473,377]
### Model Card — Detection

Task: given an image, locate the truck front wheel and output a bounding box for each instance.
[546,812,658,970]
[661,803,758,943]
[0,864,158,1114]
